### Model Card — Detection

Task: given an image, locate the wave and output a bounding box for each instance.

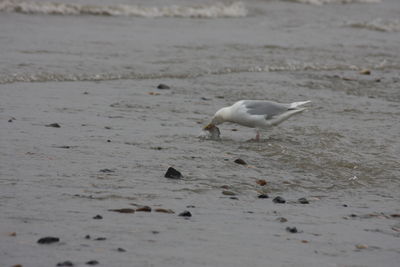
[0,0,247,18]
[346,18,400,32]
[285,0,381,5]
[1,60,396,84]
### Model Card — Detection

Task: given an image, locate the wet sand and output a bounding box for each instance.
[1,73,400,266]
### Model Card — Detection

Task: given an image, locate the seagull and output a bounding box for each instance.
[204,100,311,141]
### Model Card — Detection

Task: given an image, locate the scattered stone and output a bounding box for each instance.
[342,204,348,207]
[355,244,368,249]
[164,167,183,179]
[298,198,309,204]
[234,158,247,165]
[286,227,298,233]
[99,168,114,173]
[256,179,267,186]
[375,78,381,82]
[94,237,106,241]
[273,196,286,204]
[222,190,236,196]
[220,185,230,189]
[8,119,13,122]
[390,214,400,218]
[107,139,111,142]
[93,215,103,220]
[154,208,175,214]
[86,260,99,265]
[301,240,309,243]
[104,126,112,129]
[148,92,160,96]
[278,217,288,223]
[350,214,358,218]
[136,206,152,212]
[57,146,71,149]
[359,69,371,75]
[83,91,89,95]
[85,235,91,239]
[8,232,17,237]
[230,197,239,200]
[117,248,126,252]
[201,97,210,101]
[231,129,238,131]
[179,211,192,217]
[151,231,160,234]
[109,208,135,213]
[37,237,60,244]
[12,265,23,267]
[186,205,195,208]
[258,194,269,199]
[46,123,61,128]
[157,83,170,90]
[57,261,74,266]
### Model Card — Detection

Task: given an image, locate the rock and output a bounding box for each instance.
[355,244,368,249]
[258,194,269,199]
[277,217,288,223]
[45,123,61,128]
[359,69,371,75]
[117,248,126,252]
[256,179,267,186]
[301,240,309,243]
[220,185,230,189]
[136,206,152,212]
[157,83,170,90]
[93,215,103,220]
[8,232,17,236]
[273,196,286,204]
[390,214,400,218]
[86,260,99,265]
[234,158,247,165]
[230,197,239,200]
[298,198,309,204]
[154,208,175,214]
[12,265,23,267]
[178,211,192,217]
[94,237,106,241]
[109,208,135,213]
[286,227,298,233]
[99,168,114,173]
[222,190,236,196]
[151,231,160,234]
[164,167,183,179]
[37,237,60,244]
[85,235,91,239]
[57,261,74,266]
[342,204,348,207]
[107,139,111,142]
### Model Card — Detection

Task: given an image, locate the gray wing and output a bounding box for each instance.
[243,100,290,119]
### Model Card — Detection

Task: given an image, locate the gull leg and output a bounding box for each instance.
[255,130,260,141]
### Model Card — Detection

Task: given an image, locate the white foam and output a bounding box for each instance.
[285,0,381,5]
[346,18,400,32]
[0,0,247,18]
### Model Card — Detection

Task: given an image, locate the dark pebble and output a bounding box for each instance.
[154,208,175,214]
[99,168,114,173]
[93,215,103,220]
[85,235,91,239]
[230,197,239,200]
[258,194,269,199]
[117,248,126,252]
[86,260,99,265]
[343,204,348,207]
[136,206,152,212]
[298,198,309,204]
[46,123,61,128]
[222,190,236,196]
[201,97,211,101]
[157,84,170,90]
[109,208,135,213]
[234,158,247,165]
[8,119,13,122]
[286,227,298,233]
[107,139,111,142]
[186,205,195,208]
[179,211,192,217]
[94,237,106,241]
[37,237,60,244]
[350,214,358,218]
[278,217,288,223]
[57,261,74,267]
[164,167,183,179]
[273,196,286,204]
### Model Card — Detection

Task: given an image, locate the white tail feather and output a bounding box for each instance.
[289,100,311,109]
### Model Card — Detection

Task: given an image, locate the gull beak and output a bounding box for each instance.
[203,123,215,131]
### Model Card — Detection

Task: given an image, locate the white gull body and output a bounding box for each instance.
[207,100,311,140]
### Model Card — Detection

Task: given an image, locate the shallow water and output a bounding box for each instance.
[1,0,400,266]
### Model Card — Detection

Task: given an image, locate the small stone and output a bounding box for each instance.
[8,232,17,236]
[85,235,91,239]
[230,197,239,200]
[157,84,170,90]
[179,211,192,217]
[390,214,400,218]
[151,231,160,234]
[186,205,195,208]
[57,261,74,266]
[83,91,89,95]
[298,198,309,204]
[8,119,13,122]
[256,179,267,186]
[99,168,114,173]
[222,190,236,196]
[342,204,348,207]
[375,78,381,82]
[359,69,371,75]
[94,237,106,241]
[104,126,112,129]
[107,139,111,142]
[301,240,309,243]
[136,206,152,212]
[278,217,288,223]
[148,92,160,96]
[164,167,183,179]
[154,208,175,214]
[86,260,99,265]
[93,215,103,220]
[37,237,60,244]
[234,158,247,165]
[109,208,135,213]
[46,123,61,128]
[286,227,298,233]
[273,196,286,204]
[220,185,230,189]
[12,265,23,267]
[355,244,368,249]
[117,248,126,252]
[258,194,269,199]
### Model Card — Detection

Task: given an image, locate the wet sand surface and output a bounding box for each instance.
[1,0,400,266]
